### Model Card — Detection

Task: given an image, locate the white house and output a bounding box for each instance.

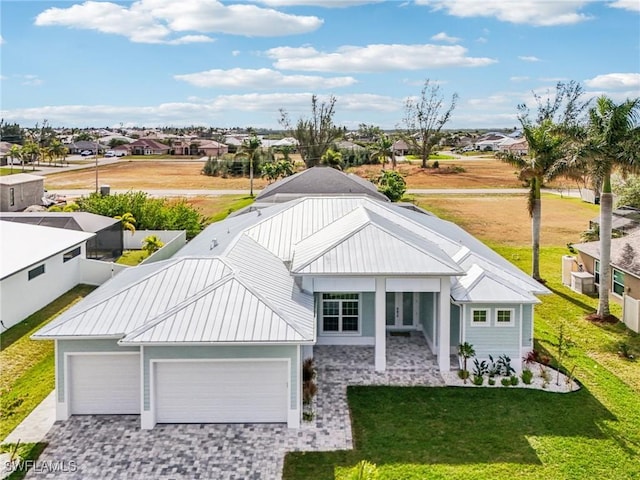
[0,222,95,330]
[33,195,548,430]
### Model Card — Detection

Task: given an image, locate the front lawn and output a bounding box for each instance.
[0,285,95,440]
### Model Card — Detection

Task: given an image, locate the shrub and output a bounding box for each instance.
[472,375,484,386]
[302,358,316,382]
[501,377,511,387]
[472,358,489,377]
[458,370,470,381]
[488,378,496,386]
[376,170,407,202]
[521,369,533,384]
[510,375,519,386]
[432,160,440,169]
[303,380,317,405]
[496,354,515,377]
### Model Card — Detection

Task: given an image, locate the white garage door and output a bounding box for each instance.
[69,354,141,415]
[155,361,288,424]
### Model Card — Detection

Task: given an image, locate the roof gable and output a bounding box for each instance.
[451,264,540,303]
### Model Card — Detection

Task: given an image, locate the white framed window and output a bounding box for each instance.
[612,269,625,296]
[594,260,600,286]
[470,308,490,327]
[63,246,81,263]
[495,308,515,327]
[321,293,360,334]
[28,264,45,280]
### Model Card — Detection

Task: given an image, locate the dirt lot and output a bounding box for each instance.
[45,158,537,190]
[415,194,599,246]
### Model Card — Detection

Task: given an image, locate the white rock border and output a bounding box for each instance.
[442,362,580,393]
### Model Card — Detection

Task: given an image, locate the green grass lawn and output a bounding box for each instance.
[0,285,95,440]
[116,249,149,265]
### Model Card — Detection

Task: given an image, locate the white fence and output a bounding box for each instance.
[623,295,640,333]
[80,258,129,286]
[123,230,186,250]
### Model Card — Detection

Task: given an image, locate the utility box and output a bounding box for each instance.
[562,255,576,286]
[571,271,594,294]
[100,185,111,196]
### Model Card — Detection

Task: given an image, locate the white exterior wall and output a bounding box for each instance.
[123,230,186,250]
[0,243,87,329]
[79,258,129,285]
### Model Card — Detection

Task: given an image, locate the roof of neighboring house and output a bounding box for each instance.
[0,173,44,186]
[128,138,169,150]
[589,207,640,234]
[34,195,548,344]
[68,140,106,150]
[573,232,640,277]
[256,166,389,203]
[335,140,365,151]
[0,141,15,155]
[393,139,409,150]
[0,221,95,280]
[0,212,119,233]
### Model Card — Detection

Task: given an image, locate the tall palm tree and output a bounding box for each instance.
[8,145,22,173]
[49,139,67,167]
[115,212,136,235]
[21,141,40,172]
[235,136,262,196]
[369,136,395,170]
[579,96,640,318]
[498,119,567,281]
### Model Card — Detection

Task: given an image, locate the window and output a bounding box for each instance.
[496,309,514,326]
[612,269,625,296]
[63,246,81,263]
[471,309,489,326]
[28,264,45,280]
[9,187,15,207]
[594,260,600,285]
[321,293,359,333]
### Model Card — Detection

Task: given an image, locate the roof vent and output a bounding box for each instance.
[210,238,219,250]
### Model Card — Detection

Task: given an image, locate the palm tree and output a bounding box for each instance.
[8,145,22,173]
[235,136,262,196]
[498,119,567,281]
[49,139,67,167]
[321,148,343,170]
[115,212,136,235]
[142,234,164,255]
[21,141,40,171]
[457,342,475,384]
[578,96,640,318]
[369,136,395,170]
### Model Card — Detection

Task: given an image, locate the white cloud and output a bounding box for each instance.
[416,0,592,26]
[519,55,540,62]
[232,50,241,56]
[0,75,7,81]
[0,35,5,45]
[467,94,511,107]
[609,0,640,12]
[475,37,488,43]
[584,73,640,90]
[254,0,381,7]
[21,74,43,87]
[510,76,530,82]
[431,32,461,43]
[266,43,496,72]
[34,0,323,44]
[174,68,357,89]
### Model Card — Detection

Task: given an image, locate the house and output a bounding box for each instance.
[475,133,508,151]
[34,192,548,430]
[65,141,107,154]
[127,139,170,156]
[0,222,95,330]
[0,173,45,212]
[193,140,228,157]
[569,232,640,332]
[255,166,389,204]
[588,206,640,236]
[335,140,366,152]
[392,139,410,156]
[0,212,123,259]
[497,138,529,156]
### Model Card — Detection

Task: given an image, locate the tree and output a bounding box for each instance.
[457,342,476,384]
[8,144,21,173]
[320,148,343,170]
[114,212,136,235]
[577,96,640,318]
[21,141,40,171]
[108,138,129,148]
[49,139,68,166]
[498,81,589,281]
[235,136,262,196]
[0,121,25,144]
[614,174,640,208]
[369,135,395,170]
[280,95,343,168]
[376,170,406,202]
[400,79,458,168]
[142,235,164,255]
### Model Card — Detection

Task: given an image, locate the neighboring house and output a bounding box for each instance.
[127,139,170,155]
[66,141,107,154]
[569,232,640,333]
[0,141,14,166]
[0,212,123,259]
[475,133,508,151]
[335,140,366,152]
[0,222,95,330]
[255,166,389,204]
[193,140,229,157]
[0,173,45,212]
[34,193,548,430]
[392,139,409,156]
[497,138,529,156]
[588,206,640,236]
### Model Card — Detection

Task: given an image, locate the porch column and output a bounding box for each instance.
[375,276,386,372]
[438,277,451,372]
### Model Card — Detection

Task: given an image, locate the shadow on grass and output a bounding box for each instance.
[283,386,616,480]
[0,442,48,480]
[546,284,597,313]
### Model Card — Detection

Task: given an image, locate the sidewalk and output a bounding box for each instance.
[2,391,56,445]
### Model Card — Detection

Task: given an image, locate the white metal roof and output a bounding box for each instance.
[0,221,95,280]
[451,264,540,304]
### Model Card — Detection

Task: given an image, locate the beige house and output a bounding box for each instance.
[569,233,640,332]
[0,174,45,212]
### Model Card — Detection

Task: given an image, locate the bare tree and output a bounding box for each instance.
[400,80,458,168]
[279,95,344,168]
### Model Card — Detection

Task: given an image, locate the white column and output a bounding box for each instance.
[375,276,386,371]
[438,277,451,372]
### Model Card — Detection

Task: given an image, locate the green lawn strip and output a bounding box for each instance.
[208,195,254,223]
[0,442,48,480]
[116,250,149,265]
[0,285,96,439]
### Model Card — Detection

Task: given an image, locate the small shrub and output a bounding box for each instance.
[303,358,316,382]
[458,370,470,380]
[501,377,511,387]
[432,160,440,169]
[302,411,315,422]
[540,366,551,388]
[510,375,519,386]
[472,375,484,386]
[303,380,317,405]
[496,354,515,377]
[488,378,496,386]
[521,369,533,384]
[472,358,488,377]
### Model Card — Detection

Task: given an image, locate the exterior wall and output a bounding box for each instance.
[79,258,129,285]
[522,304,533,348]
[56,339,139,404]
[419,292,435,350]
[0,179,44,212]
[139,231,187,265]
[315,291,375,345]
[450,304,460,348]
[578,252,639,304]
[0,243,87,329]
[625,274,640,302]
[462,303,524,371]
[123,230,186,250]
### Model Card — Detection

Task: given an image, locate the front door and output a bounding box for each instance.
[386,292,416,328]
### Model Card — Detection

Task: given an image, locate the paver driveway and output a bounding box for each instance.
[25,333,444,479]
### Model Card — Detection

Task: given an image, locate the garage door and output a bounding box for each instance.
[69,354,141,415]
[155,361,288,424]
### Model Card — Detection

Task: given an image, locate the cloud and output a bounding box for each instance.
[584,73,640,90]
[254,0,381,6]
[174,68,357,89]
[416,0,592,26]
[0,75,7,81]
[21,74,44,87]
[609,0,640,12]
[510,76,529,82]
[34,0,323,44]
[518,55,540,62]
[0,35,5,45]
[232,50,241,56]
[475,37,488,43]
[430,32,461,43]
[266,43,496,72]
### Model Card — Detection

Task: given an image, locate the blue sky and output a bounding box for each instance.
[1,0,639,129]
